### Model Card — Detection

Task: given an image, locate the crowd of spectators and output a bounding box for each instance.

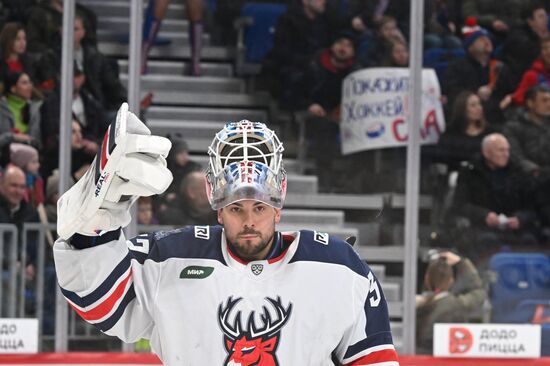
[259,0,550,251]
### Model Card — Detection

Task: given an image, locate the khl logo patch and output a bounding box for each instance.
[251,264,263,276]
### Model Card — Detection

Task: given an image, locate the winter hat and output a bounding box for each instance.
[462,17,490,50]
[9,143,38,170]
[171,137,189,154]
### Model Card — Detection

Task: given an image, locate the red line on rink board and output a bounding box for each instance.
[1,353,550,365]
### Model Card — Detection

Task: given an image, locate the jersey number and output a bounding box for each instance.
[367,271,381,307]
[127,234,150,254]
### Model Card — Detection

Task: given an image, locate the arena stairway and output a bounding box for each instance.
[79,0,403,352]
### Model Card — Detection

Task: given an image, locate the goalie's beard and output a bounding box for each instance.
[226,228,276,262]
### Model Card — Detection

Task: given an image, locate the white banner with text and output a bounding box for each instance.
[340,67,445,155]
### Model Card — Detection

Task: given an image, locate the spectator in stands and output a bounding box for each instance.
[0,95,35,167]
[141,0,204,76]
[501,2,549,92]
[161,136,202,205]
[0,164,38,232]
[416,251,486,354]
[40,61,104,155]
[26,0,97,55]
[452,133,538,258]
[3,71,41,148]
[9,143,43,208]
[349,0,390,34]
[34,11,125,114]
[0,22,33,81]
[424,0,461,50]
[504,85,550,179]
[359,15,406,67]
[461,0,525,41]
[509,36,550,107]
[436,91,497,171]
[1,0,37,25]
[44,169,73,223]
[304,30,356,192]
[140,0,171,75]
[263,0,341,109]
[157,171,217,226]
[380,39,409,67]
[137,196,158,226]
[40,120,95,182]
[443,27,500,104]
[0,164,39,316]
[380,0,411,36]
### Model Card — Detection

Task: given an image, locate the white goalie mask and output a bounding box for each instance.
[206,120,287,210]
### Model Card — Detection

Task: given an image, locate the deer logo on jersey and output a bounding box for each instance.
[218,296,292,366]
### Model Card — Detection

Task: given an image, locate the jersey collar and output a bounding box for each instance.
[221,229,300,276]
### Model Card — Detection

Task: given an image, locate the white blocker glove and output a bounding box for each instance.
[57,103,173,240]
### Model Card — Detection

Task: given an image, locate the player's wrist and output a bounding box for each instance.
[69,227,122,249]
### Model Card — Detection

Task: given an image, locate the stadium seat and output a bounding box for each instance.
[241,2,287,63]
[234,2,287,75]
[489,253,550,323]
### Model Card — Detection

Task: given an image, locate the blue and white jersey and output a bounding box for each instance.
[54,225,399,366]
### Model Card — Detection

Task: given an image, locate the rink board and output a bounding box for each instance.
[1,353,550,365]
[0,353,160,364]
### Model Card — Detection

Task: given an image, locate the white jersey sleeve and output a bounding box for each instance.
[53,229,160,345]
[333,262,398,365]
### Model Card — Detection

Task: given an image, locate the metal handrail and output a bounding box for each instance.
[0,223,18,318]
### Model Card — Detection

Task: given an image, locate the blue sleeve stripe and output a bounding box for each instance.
[60,253,132,307]
[343,332,395,359]
[70,228,122,249]
[94,284,137,332]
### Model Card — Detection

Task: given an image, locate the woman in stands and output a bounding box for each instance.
[0,22,33,82]
[380,39,410,67]
[436,90,498,172]
[0,72,42,148]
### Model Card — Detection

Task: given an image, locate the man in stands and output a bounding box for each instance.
[443,27,499,105]
[304,30,356,192]
[452,133,538,263]
[504,85,550,178]
[157,170,217,226]
[0,165,39,316]
[501,2,549,90]
[263,0,343,109]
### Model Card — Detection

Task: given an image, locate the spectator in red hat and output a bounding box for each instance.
[443,26,501,104]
